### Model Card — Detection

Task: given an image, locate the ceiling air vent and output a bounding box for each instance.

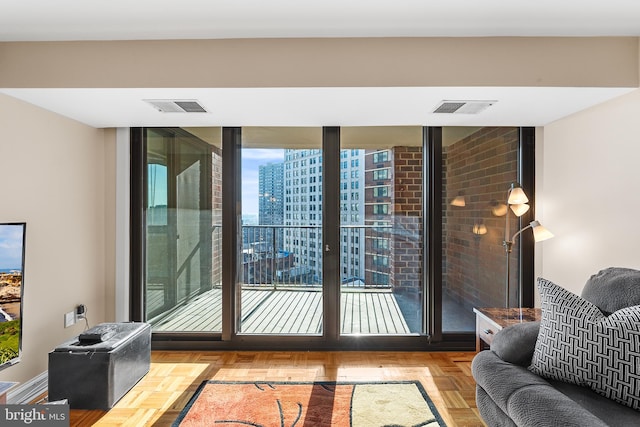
[433,100,496,114]
[144,99,208,113]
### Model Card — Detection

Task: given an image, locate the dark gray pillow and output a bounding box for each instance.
[530,278,640,411]
[581,267,640,314]
[490,321,540,366]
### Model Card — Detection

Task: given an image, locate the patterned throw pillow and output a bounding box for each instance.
[529,278,640,411]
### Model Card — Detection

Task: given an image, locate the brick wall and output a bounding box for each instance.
[442,127,519,309]
[391,146,423,296]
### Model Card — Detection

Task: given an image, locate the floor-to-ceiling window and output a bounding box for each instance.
[340,127,424,335]
[136,128,223,333]
[131,126,535,349]
[237,127,324,335]
[440,127,535,334]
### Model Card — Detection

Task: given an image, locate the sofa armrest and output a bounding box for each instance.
[490,321,540,366]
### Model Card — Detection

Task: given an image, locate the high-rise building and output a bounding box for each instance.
[363,149,393,287]
[364,146,424,298]
[283,149,323,283]
[260,146,420,292]
[258,162,284,253]
[283,148,365,285]
[339,149,365,284]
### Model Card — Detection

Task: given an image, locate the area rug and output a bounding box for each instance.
[173,380,447,426]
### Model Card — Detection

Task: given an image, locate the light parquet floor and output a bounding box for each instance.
[69,351,486,427]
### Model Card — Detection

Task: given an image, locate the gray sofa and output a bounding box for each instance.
[472,267,640,427]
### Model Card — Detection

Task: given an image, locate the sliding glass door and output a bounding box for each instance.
[143,128,223,333]
[340,127,424,336]
[233,127,426,339]
[237,127,324,335]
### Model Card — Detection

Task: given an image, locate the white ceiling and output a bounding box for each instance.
[2,87,634,128]
[2,0,640,41]
[1,1,639,128]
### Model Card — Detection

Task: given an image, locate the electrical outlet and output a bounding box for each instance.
[64,311,76,328]
[76,304,86,320]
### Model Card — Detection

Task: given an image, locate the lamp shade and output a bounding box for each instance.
[507,184,529,205]
[450,195,466,207]
[473,223,487,235]
[510,203,530,217]
[530,220,554,242]
[491,202,508,217]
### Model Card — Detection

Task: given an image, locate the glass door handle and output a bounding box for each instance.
[325,245,330,252]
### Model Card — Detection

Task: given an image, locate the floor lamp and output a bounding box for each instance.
[502,183,553,309]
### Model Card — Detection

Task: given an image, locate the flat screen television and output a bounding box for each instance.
[0,223,26,371]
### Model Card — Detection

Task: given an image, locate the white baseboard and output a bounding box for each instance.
[7,371,48,404]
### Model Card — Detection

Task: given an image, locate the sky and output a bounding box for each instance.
[0,224,25,270]
[241,148,285,216]
[148,164,168,207]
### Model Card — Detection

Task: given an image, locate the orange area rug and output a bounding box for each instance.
[173,380,446,426]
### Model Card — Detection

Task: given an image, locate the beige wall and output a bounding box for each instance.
[0,93,115,384]
[0,37,637,89]
[103,128,117,321]
[537,88,640,297]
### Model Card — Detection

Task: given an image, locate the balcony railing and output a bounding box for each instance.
[147,222,432,334]
[242,224,395,290]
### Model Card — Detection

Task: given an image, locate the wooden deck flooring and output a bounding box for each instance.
[151,288,411,335]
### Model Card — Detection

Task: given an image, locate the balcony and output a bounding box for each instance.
[151,287,412,334]
[148,225,474,335]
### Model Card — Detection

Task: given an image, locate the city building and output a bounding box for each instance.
[258,161,285,253]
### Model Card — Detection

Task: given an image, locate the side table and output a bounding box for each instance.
[0,381,18,404]
[473,307,541,352]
